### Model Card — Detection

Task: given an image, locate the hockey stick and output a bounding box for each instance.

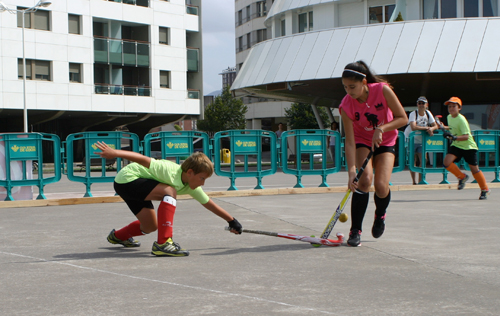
[225,227,344,247]
[320,150,373,240]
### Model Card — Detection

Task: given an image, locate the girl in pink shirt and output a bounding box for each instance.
[339,61,407,247]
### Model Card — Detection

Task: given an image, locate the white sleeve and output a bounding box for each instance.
[408,111,416,123]
[427,110,436,124]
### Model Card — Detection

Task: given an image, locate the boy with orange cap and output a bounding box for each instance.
[440,97,490,200]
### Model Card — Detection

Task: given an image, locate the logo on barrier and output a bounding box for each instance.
[166,141,188,149]
[426,139,444,147]
[300,136,323,151]
[301,139,322,146]
[479,139,495,147]
[9,141,37,159]
[11,145,19,152]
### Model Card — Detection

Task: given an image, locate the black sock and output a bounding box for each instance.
[374,190,391,218]
[350,190,369,232]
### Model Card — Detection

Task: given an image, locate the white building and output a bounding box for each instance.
[232,0,500,130]
[0,0,202,138]
[235,0,292,132]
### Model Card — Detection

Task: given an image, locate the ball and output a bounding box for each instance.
[310,235,321,247]
[339,213,348,223]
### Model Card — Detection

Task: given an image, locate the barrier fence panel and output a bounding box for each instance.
[281,130,340,188]
[408,130,449,184]
[0,133,61,201]
[392,131,406,173]
[469,130,500,182]
[214,130,277,190]
[65,131,140,197]
[143,131,210,163]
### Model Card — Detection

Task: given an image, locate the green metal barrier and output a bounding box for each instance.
[143,131,210,163]
[392,131,406,173]
[464,130,500,182]
[281,129,340,188]
[408,130,449,184]
[0,133,61,201]
[66,131,140,197]
[213,130,277,190]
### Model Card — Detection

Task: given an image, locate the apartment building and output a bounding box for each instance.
[232,0,500,130]
[0,0,202,138]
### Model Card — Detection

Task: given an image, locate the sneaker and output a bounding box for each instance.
[151,238,190,257]
[372,214,386,238]
[107,229,141,247]
[347,229,362,247]
[457,174,469,190]
[479,189,490,200]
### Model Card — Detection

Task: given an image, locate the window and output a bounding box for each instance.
[17,8,50,30]
[483,0,498,16]
[424,0,476,18]
[18,59,51,81]
[369,5,395,23]
[69,63,82,83]
[246,33,251,49]
[298,11,313,33]
[68,14,81,34]
[256,29,267,43]
[280,19,286,36]
[246,5,251,22]
[257,1,267,17]
[237,10,242,26]
[238,36,243,52]
[160,70,170,88]
[159,27,170,45]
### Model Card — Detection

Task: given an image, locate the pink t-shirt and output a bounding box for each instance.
[339,82,397,147]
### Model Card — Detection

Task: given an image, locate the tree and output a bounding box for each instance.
[395,12,404,21]
[197,86,248,137]
[284,103,330,130]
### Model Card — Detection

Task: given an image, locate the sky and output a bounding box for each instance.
[202,0,236,95]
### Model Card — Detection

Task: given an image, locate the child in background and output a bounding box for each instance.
[440,97,490,200]
[95,141,242,257]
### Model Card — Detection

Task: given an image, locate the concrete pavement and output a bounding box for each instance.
[1,168,499,315]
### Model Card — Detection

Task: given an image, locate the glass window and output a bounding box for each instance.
[35,60,50,80]
[464,0,479,17]
[159,27,170,45]
[309,11,313,30]
[17,9,31,28]
[369,6,383,23]
[160,70,170,88]
[257,1,267,17]
[18,59,32,80]
[68,14,81,34]
[385,5,395,21]
[423,0,439,19]
[299,13,307,32]
[69,63,82,83]
[280,19,286,36]
[483,0,498,16]
[34,10,50,30]
[441,0,457,18]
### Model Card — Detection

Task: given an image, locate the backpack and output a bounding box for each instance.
[403,110,432,138]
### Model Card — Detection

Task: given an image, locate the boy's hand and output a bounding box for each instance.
[94,141,117,159]
[227,218,242,234]
[443,131,457,141]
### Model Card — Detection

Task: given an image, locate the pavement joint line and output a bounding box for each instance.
[0,250,339,315]
[1,182,498,209]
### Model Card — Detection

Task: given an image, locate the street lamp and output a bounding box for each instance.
[0,1,52,133]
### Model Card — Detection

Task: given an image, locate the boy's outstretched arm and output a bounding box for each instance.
[203,199,242,234]
[94,141,152,168]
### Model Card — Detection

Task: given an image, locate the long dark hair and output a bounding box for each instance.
[342,60,390,86]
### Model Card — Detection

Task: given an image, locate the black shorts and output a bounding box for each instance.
[448,146,478,166]
[356,144,395,157]
[114,179,160,215]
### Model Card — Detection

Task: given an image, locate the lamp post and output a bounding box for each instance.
[0,1,52,133]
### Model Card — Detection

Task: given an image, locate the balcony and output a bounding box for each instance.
[187,48,199,72]
[95,84,151,96]
[94,37,150,67]
[107,0,149,7]
[186,5,198,15]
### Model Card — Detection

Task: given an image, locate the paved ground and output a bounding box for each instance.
[1,168,499,315]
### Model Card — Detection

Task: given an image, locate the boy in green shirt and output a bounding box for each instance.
[440,97,490,200]
[95,141,242,256]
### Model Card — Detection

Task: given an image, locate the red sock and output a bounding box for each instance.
[114,220,143,241]
[157,195,176,244]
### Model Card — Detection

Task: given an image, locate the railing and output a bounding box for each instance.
[95,84,151,96]
[94,37,150,67]
[187,90,199,99]
[186,5,198,15]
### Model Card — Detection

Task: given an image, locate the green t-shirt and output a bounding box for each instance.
[447,113,478,150]
[115,158,210,204]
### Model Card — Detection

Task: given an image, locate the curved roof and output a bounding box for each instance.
[231,18,500,105]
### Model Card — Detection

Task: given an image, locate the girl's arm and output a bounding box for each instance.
[94,141,152,168]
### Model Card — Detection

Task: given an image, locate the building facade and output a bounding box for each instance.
[235,0,291,132]
[232,0,500,130]
[0,0,202,138]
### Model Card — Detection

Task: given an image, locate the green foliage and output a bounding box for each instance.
[174,124,182,131]
[395,12,404,21]
[284,103,330,130]
[197,86,248,136]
